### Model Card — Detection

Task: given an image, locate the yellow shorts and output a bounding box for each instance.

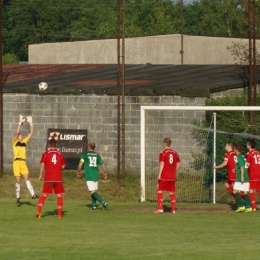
[13,161,29,177]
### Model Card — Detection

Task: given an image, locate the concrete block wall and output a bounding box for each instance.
[29,34,260,65]
[3,94,205,173]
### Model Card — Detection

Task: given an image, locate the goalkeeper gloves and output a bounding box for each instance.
[19,115,25,125]
[26,116,33,125]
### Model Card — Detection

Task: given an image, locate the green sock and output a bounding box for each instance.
[235,193,243,207]
[91,194,97,207]
[92,192,105,206]
[244,193,251,208]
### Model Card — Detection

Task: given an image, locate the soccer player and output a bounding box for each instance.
[13,115,39,206]
[154,138,181,214]
[246,139,260,211]
[77,142,108,210]
[233,145,252,213]
[36,139,66,219]
[213,142,237,201]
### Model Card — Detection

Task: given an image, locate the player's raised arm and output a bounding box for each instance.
[26,116,34,139]
[14,115,25,140]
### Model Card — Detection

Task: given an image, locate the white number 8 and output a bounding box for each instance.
[169,154,173,164]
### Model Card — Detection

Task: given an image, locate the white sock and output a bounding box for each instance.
[26,180,35,196]
[15,183,20,199]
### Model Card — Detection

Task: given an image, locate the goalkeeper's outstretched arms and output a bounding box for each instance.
[26,116,34,139]
[213,160,227,169]
[14,115,25,140]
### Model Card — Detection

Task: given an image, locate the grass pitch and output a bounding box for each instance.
[1,199,260,260]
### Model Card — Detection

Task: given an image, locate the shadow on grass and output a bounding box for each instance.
[227,203,238,211]
[227,202,259,212]
[41,210,68,218]
[79,203,104,210]
[20,201,36,207]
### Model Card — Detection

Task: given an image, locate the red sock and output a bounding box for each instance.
[37,196,46,213]
[157,193,163,210]
[170,193,176,211]
[57,197,63,216]
[239,191,245,200]
[226,186,236,200]
[249,192,256,209]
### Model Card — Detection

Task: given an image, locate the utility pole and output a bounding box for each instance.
[117,0,121,186]
[116,0,126,185]
[247,0,257,128]
[0,0,3,178]
[121,0,125,180]
[180,0,184,65]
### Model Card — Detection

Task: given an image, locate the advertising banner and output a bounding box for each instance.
[46,129,88,168]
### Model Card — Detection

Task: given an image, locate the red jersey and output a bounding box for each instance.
[40,149,66,182]
[224,151,236,180]
[159,148,180,180]
[246,149,260,181]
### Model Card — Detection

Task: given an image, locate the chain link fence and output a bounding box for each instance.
[2,1,260,195]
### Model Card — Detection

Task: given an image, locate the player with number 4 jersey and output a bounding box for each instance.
[36,139,66,219]
[246,139,260,211]
[77,142,108,210]
[154,138,181,214]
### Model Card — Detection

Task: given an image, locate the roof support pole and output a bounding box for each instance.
[0,0,3,178]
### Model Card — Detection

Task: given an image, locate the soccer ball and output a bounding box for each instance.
[39,82,48,91]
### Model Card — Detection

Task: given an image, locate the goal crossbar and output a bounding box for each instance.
[140,106,260,202]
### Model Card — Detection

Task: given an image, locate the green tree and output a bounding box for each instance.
[68,0,117,39]
[125,0,180,37]
[3,0,82,60]
[2,53,19,64]
[187,0,247,36]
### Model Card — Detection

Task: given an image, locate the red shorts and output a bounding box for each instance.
[249,180,260,190]
[225,179,235,186]
[157,180,176,193]
[42,182,65,195]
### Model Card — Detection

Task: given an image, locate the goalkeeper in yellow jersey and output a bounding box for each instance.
[13,115,39,206]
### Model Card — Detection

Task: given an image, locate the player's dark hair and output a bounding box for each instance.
[49,138,57,147]
[88,142,95,150]
[234,144,242,153]
[164,138,171,147]
[247,139,256,149]
[226,142,234,150]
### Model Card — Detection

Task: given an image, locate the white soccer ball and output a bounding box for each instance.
[39,82,48,91]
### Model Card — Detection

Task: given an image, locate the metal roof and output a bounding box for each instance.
[3,64,259,97]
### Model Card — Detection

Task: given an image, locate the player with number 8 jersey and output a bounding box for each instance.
[154,138,181,214]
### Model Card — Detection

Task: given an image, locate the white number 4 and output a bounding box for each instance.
[52,154,57,164]
[88,157,97,167]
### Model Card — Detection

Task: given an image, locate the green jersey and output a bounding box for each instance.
[235,154,249,182]
[80,151,104,181]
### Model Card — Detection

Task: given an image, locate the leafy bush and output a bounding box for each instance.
[2,53,19,64]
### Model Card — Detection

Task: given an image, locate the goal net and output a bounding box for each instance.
[140,106,260,204]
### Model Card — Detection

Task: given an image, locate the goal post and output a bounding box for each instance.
[140,106,260,203]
